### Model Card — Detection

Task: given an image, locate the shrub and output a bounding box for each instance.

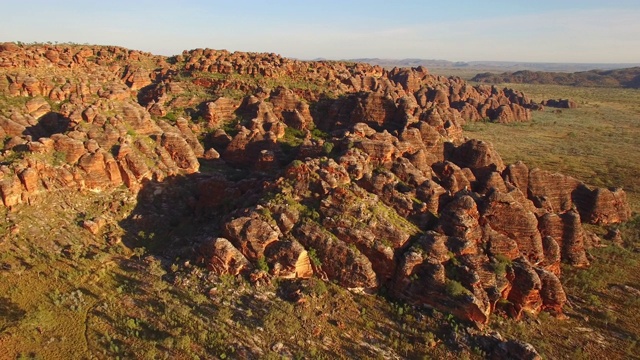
[258,207,273,221]
[322,141,334,155]
[133,247,145,260]
[299,205,320,222]
[256,256,269,272]
[176,335,191,351]
[311,128,328,140]
[310,278,327,296]
[163,112,179,123]
[222,116,242,137]
[445,279,471,298]
[281,126,305,149]
[52,150,66,166]
[307,248,321,266]
[491,254,512,276]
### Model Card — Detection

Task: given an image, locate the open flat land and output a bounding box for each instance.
[463,84,640,211]
[462,82,640,359]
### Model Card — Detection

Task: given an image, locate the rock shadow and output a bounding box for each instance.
[0,297,26,332]
[23,111,71,140]
[118,168,270,263]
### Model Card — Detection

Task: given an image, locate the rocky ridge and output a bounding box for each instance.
[471,67,640,89]
[0,43,632,326]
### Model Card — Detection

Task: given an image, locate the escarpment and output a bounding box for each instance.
[0,42,632,325]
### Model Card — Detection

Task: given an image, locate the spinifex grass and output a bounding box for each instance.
[0,189,481,359]
[462,82,640,359]
[462,84,640,211]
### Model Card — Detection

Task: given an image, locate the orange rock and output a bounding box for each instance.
[198,237,252,276]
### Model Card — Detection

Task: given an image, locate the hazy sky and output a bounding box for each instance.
[2,0,639,63]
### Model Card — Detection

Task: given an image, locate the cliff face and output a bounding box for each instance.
[0,42,631,325]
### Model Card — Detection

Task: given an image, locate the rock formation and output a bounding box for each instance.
[0,42,632,327]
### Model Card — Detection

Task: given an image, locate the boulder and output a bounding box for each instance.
[535,267,567,315]
[264,240,313,278]
[223,215,282,261]
[542,99,577,109]
[537,210,590,267]
[528,169,581,212]
[52,134,87,164]
[295,220,378,290]
[437,194,482,243]
[480,190,544,264]
[445,139,505,178]
[505,258,542,318]
[120,103,162,135]
[160,132,200,173]
[198,237,252,276]
[579,187,631,225]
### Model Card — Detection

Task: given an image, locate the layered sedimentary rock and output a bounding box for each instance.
[198,237,252,276]
[0,43,632,326]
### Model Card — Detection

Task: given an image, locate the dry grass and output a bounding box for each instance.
[1,77,639,359]
[464,83,640,359]
[0,188,482,359]
[463,84,640,211]
[490,239,640,360]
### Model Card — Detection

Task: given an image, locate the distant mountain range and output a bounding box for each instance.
[471,67,640,88]
[344,58,640,73]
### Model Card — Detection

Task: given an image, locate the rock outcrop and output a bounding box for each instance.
[542,99,578,109]
[0,43,632,328]
[198,237,252,276]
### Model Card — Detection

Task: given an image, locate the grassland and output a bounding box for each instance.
[462,84,640,211]
[488,224,640,359]
[1,80,639,359]
[462,82,640,359]
[0,187,482,359]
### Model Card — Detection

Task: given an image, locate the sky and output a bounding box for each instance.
[1,0,639,63]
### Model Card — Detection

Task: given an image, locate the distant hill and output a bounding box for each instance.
[348,58,462,69]
[349,58,640,73]
[471,67,640,88]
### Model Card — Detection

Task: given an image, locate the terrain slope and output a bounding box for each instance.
[0,42,637,359]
